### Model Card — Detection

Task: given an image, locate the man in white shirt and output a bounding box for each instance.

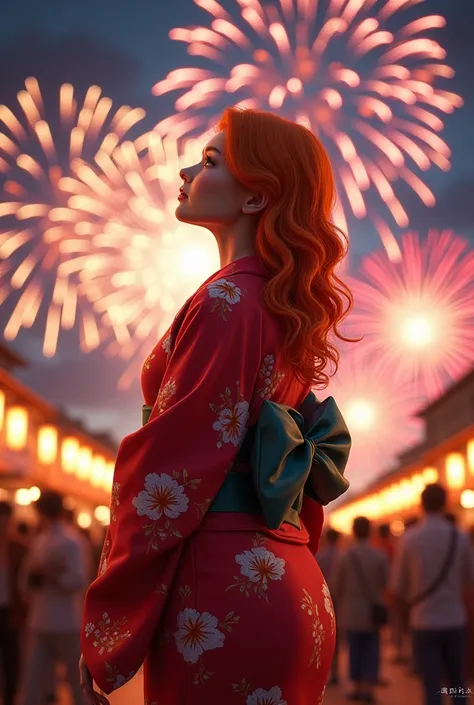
[390,483,474,705]
[18,490,88,705]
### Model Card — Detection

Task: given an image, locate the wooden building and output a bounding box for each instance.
[0,341,118,539]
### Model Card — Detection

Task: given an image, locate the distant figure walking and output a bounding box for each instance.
[332,516,389,703]
[390,483,474,705]
[18,490,88,705]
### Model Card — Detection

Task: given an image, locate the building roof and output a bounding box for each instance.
[416,366,474,419]
[0,341,28,373]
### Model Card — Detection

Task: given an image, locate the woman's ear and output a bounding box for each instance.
[242,192,268,215]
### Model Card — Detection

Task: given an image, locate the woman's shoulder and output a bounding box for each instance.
[188,266,268,324]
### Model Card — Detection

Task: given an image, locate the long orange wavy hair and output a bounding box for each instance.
[219,107,353,388]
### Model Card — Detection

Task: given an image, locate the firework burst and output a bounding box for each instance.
[59,131,220,389]
[0,78,146,356]
[321,347,424,488]
[154,0,462,259]
[344,229,474,399]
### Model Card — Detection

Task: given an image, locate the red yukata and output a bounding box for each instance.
[81,254,335,705]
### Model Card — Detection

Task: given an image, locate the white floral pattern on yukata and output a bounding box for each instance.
[143,352,156,371]
[132,470,211,551]
[301,589,325,668]
[226,542,286,603]
[174,584,240,684]
[256,354,285,399]
[210,382,249,449]
[84,612,132,656]
[162,333,171,359]
[232,679,287,705]
[322,580,336,635]
[207,277,242,319]
[155,377,177,414]
[110,481,120,522]
[174,608,225,664]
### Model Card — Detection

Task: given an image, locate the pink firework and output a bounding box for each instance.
[154,0,462,259]
[0,78,147,357]
[345,230,474,399]
[321,347,424,489]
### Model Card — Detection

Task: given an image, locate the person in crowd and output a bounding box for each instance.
[18,490,88,705]
[332,516,389,703]
[390,483,474,705]
[63,508,96,587]
[0,500,25,705]
[374,524,395,564]
[316,528,343,685]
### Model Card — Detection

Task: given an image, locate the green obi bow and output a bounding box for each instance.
[249,392,350,529]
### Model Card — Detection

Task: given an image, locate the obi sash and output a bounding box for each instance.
[142,392,351,531]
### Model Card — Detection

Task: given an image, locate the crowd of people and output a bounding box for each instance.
[1,482,473,705]
[0,491,103,705]
[317,483,474,705]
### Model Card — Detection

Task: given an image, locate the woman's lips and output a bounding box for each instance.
[178,192,188,201]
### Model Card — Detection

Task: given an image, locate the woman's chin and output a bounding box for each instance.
[175,204,199,225]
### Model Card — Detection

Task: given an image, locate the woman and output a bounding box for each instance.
[79,108,352,705]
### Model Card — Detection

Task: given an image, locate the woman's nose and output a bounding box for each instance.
[179,167,190,183]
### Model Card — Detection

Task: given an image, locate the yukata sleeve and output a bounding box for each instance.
[81,282,263,694]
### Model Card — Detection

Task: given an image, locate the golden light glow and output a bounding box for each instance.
[460,489,474,510]
[14,488,31,506]
[445,452,465,490]
[390,519,405,536]
[6,406,28,450]
[94,505,110,524]
[76,447,93,480]
[63,496,76,510]
[330,470,431,532]
[91,455,106,487]
[29,486,41,502]
[0,391,5,432]
[422,467,438,484]
[467,440,474,476]
[61,437,79,474]
[37,425,58,464]
[77,511,92,529]
[103,462,115,491]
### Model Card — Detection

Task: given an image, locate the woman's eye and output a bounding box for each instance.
[203,155,214,167]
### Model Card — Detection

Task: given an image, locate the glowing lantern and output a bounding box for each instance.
[14,488,31,506]
[467,440,474,476]
[445,453,465,490]
[6,406,28,450]
[62,438,79,474]
[460,489,474,509]
[94,505,110,524]
[76,447,93,480]
[91,456,106,487]
[0,391,5,431]
[422,467,438,484]
[29,486,41,501]
[77,511,92,528]
[37,425,58,464]
[390,519,405,536]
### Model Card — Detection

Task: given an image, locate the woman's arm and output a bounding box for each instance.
[81,282,263,694]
